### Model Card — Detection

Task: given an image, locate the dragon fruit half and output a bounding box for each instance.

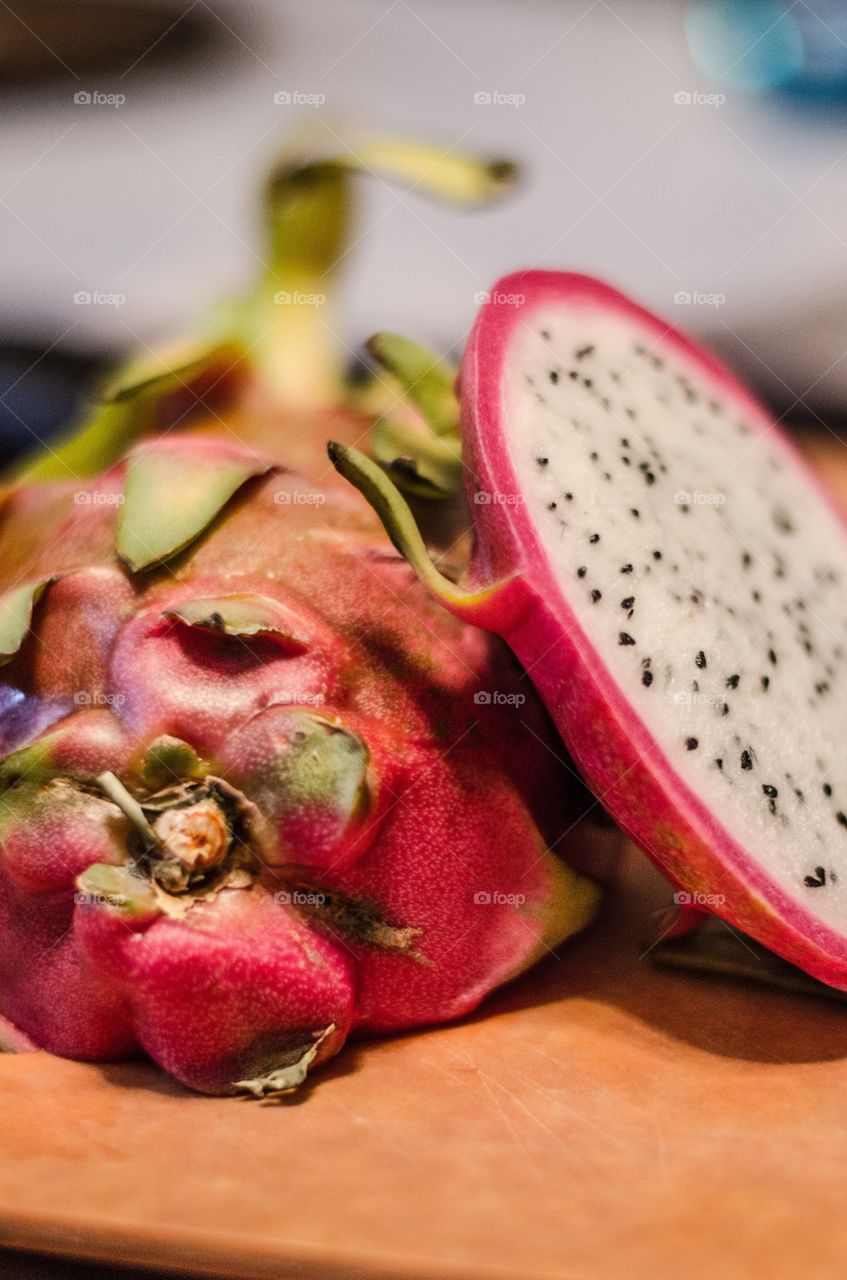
[333,269,847,990]
[0,167,599,1097]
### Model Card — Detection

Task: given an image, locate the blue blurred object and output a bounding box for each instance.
[0,347,100,466]
[688,0,847,101]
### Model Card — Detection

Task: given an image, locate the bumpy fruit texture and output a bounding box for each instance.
[0,437,598,1096]
[332,270,847,990]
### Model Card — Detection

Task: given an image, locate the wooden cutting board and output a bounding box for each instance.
[1,438,847,1280]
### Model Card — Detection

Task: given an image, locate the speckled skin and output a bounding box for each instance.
[0,436,593,1095]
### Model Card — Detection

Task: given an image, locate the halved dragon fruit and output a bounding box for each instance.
[332,270,847,988]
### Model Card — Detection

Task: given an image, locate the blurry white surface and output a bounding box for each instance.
[1,0,847,409]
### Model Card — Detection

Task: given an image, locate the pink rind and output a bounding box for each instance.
[460,269,847,988]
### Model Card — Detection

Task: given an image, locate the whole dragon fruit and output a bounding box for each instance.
[333,270,847,991]
[0,164,598,1097]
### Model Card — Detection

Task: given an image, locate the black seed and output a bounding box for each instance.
[565,492,573,501]
[589,533,600,544]
[716,758,723,769]
[575,344,594,359]
[621,596,635,609]
[805,867,827,887]
[569,370,579,380]
[762,785,778,798]
[768,648,777,665]
[631,508,640,518]
[549,370,559,384]
[653,550,662,560]
[577,566,587,578]
[824,783,833,797]
[547,501,557,511]
[741,750,753,770]
[838,812,847,829]
[536,457,549,468]
[621,564,633,574]
[752,590,761,603]
[622,456,631,466]
[742,552,752,568]
[541,329,550,340]
[582,377,593,389]
[721,703,730,716]
[726,674,740,689]
[645,471,656,485]
[620,437,630,448]
[695,651,707,669]
[642,670,653,687]
[619,632,636,646]
[591,589,602,602]
[761,676,770,691]
[686,738,699,751]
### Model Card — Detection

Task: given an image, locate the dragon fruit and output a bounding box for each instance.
[332,269,847,990]
[0,171,599,1097]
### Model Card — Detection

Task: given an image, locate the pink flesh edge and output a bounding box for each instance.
[458,269,847,987]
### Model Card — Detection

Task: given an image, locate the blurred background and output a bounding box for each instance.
[2,0,847,462]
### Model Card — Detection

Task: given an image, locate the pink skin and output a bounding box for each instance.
[441,270,847,987]
[0,448,585,1094]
